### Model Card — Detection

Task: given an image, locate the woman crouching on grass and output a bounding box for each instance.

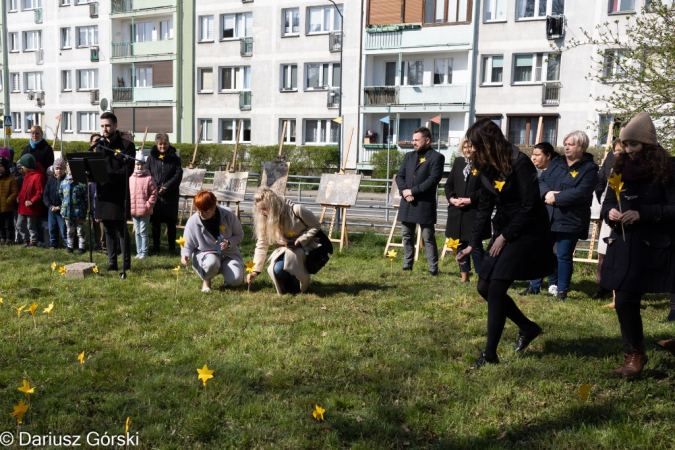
[247,187,321,295]
[600,113,675,379]
[456,118,554,369]
[180,190,244,292]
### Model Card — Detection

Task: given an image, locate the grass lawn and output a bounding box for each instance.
[1,230,675,449]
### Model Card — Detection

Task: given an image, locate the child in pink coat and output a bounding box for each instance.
[129,156,157,259]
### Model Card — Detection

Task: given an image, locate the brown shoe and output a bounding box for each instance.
[621,346,647,379]
[610,353,630,376]
[461,272,470,283]
[654,338,675,357]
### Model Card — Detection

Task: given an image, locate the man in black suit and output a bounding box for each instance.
[396,127,445,275]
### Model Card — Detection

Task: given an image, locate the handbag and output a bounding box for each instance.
[292,205,333,274]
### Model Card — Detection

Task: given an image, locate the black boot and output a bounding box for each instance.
[514,323,543,352]
[471,352,499,369]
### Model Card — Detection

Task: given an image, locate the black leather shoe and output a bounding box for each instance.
[556,291,567,300]
[471,352,499,369]
[429,270,438,276]
[514,323,543,352]
[591,288,612,300]
[106,263,118,271]
[401,267,412,271]
[519,286,540,296]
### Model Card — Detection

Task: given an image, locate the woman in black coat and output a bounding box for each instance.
[22,126,54,171]
[600,113,675,379]
[445,138,489,282]
[456,119,553,369]
[147,133,183,252]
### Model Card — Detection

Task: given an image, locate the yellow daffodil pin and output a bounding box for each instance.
[175,236,187,248]
[471,168,478,176]
[287,230,296,237]
[197,364,214,387]
[312,405,325,421]
[219,224,226,232]
[570,170,579,178]
[494,180,505,192]
[419,158,426,163]
[159,154,165,160]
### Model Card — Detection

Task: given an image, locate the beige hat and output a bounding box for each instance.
[619,112,658,146]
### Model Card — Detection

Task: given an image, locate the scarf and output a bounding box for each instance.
[462,159,471,181]
[622,157,653,182]
[29,139,43,149]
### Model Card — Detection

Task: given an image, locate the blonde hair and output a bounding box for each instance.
[459,137,471,157]
[252,187,286,245]
[563,131,589,152]
[30,125,43,135]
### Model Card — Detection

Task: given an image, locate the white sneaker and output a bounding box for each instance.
[201,285,211,293]
[548,285,558,296]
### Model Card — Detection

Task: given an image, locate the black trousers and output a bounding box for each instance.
[151,213,176,252]
[0,211,14,240]
[102,219,131,269]
[477,278,535,357]
[614,291,644,353]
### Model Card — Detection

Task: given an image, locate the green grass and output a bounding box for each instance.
[1,230,675,449]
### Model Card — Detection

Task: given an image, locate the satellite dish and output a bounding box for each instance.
[100,98,109,111]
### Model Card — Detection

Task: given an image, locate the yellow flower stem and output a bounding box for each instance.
[33,315,36,329]
[616,190,625,242]
[390,259,393,274]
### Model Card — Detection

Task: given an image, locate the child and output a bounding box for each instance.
[0,155,18,244]
[43,159,67,249]
[60,164,88,255]
[16,154,46,247]
[129,156,157,259]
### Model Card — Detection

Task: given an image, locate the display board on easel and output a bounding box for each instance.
[214,120,248,218]
[261,120,291,196]
[383,175,424,260]
[178,168,206,224]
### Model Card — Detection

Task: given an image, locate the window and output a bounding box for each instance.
[603,49,627,81]
[10,73,20,92]
[135,22,153,42]
[281,64,298,90]
[62,112,73,133]
[385,62,397,86]
[8,0,18,11]
[77,69,98,90]
[484,0,506,21]
[424,0,470,24]
[135,67,153,87]
[9,33,19,52]
[307,5,342,33]
[280,119,297,143]
[24,72,43,91]
[219,66,251,91]
[62,71,72,91]
[77,26,98,47]
[512,53,560,83]
[221,13,252,39]
[78,112,97,133]
[60,0,70,5]
[508,116,557,146]
[305,63,340,89]
[516,0,565,19]
[198,68,213,92]
[482,55,503,84]
[431,118,450,145]
[25,112,42,130]
[398,119,421,141]
[304,119,338,144]
[609,0,634,13]
[220,119,251,143]
[12,112,21,132]
[405,61,424,85]
[434,59,453,84]
[159,20,173,40]
[23,31,41,51]
[61,28,72,49]
[198,119,213,142]
[22,0,41,10]
[199,16,214,42]
[283,9,300,36]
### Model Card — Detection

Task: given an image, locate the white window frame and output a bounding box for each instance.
[135,66,153,87]
[219,119,251,143]
[306,5,343,34]
[76,69,98,91]
[135,22,154,43]
[9,32,19,52]
[281,64,298,91]
[609,0,634,13]
[78,112,98,133]
[159,19,173,40]
[305,62,341,90]
[198,119,213,142]
[62,70,72,91]
[603,49,627,82]
[24,72,43,92]
[12,112,21,132]
[220,12,252,40]
[404,60,424,86]
[484,0,506,21]
[60,27,72,49]
[303,119,339,144]
[199,15,214,42]
[512,52,559,84]
[60,0,71,5]
[76,26,98,47]
[481,55,504,85]
[433,58,453,85]
[516,0,565,20]
[22,0,41,10]
[282,8,300,36]
[10,73,20,92]
[8,0,19,12]
[25,112,42,130]
[280,119,297,144]
[62,112,73,133]
[219,66,251,92]
[23,30,41,52]
[198,68,214,93]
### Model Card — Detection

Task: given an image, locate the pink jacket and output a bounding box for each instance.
[129,171,157,217]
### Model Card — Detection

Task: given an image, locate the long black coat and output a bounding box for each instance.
[147,145,183,220]
[22,140,54,172]
[600,159,675,294]
[396,146,445,225]
[444,156,490,242]
[469,147,554,281]
[95,133,136,221]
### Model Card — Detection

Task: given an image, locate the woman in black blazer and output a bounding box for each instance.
[445,138,490,282]
[457,119,554,369]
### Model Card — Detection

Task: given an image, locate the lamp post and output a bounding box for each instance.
[327,0,343,173]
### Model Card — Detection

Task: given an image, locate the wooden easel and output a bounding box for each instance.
[223,120,243,218]
[178,127,204,228]
[139,126,148,154]
[383,206,423,260]
[602,122,615,162]
[52,116,61,149]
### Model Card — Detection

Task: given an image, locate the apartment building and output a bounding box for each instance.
[193,0,360,168]
[2,0,109,143]
[358,0,479,171]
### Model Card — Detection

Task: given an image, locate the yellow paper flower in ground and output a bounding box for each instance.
[78,351,85,364]
[386,250,397,260]
[51,261,57,271]
[10,399,29,424]
[494,180,505,192]
[172,265,181,272]
[570,170,579,178]
[58,266,67,276]
[445,238,460,253]
[575,383,593,402]
[0,297,3,305]
[92,266,99,274]
[28,302,38,316]
[44,302,54,315]
[125,417,131,435]
[13,304,26,319]
[312,405,325,421]
[197,364,214,387]
[175,236,187,248]
[245,261,256,274]
[18,379,35,397]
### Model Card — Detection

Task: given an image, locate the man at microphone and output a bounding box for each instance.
[95,112,136,271]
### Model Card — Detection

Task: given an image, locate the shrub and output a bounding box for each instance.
[370,149,405,180]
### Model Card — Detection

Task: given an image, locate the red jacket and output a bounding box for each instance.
[17,163,46,216]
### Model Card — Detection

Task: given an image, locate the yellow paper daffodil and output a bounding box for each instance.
[44,302,54,315]
[219,224,226,232]
[10,399,29,424]
[386,250,397,260]
[159,154,165,160]
[114,149,121,154]
[312,405,325,421]
[287,230,296,237]
[419,158,426,163]
[51,261,57,271]
[471,168,478,176]
[125,417,131,435]
[28,302,38,316]
[245,261,256,274]
[197,364,214,387]
[570,170,579,178]
[445,238,461,253]
[0,297,3,305]
[58,266,67,276]
[78,351,85,364]
[494,180,505,192]
[172,265,181,272]
[607,172,622,190]
[175,236,187,248]
[575,383,592,402]
[18,379,35,398]
[92,266,99,274]
[13,304,26,319]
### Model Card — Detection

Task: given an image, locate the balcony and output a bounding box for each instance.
[364,86,398,106]
[542,81,561,106]
[398,84,468,105]
[112,86,174,102]
[111,0,175,14]
[113,87,133,102]
[239,91,251,110]
[34,8,42,24]
[365,31,401,50]
[90,47,100,62]
[240,37,253,57]
[112,42,132,58]
[111,40,175,59]
[327,87,340,108]
[329,31,342,53]
[111,0,131,13]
